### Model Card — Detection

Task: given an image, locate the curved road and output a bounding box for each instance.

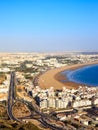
[7,72,68,130]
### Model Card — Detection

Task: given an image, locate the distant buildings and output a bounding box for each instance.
[0,53,98,129]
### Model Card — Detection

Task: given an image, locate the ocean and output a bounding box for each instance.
[61,64,98,87]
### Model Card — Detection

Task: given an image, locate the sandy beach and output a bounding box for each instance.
[38,61,98,90]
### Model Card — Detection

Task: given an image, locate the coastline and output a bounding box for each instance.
[38,61,98,90]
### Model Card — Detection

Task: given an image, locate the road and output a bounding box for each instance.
[7,72,20,121]
[7,72,68,129]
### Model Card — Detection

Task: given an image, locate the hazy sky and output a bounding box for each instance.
[0,0,98,52]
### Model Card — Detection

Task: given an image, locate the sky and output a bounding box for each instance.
[0,0,98,52]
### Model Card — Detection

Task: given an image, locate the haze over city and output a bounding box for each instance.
[0,0,98,52]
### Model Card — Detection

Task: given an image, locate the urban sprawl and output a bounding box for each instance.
[0,52,98,130]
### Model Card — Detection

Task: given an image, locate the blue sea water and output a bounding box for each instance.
[61,64,98,86]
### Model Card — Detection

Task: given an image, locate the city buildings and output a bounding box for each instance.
[0,52,98,129]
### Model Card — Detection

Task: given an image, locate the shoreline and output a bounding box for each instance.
[38,61,98,90]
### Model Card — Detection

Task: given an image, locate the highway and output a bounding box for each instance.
[7,72,68,129]
[7,72,20,121]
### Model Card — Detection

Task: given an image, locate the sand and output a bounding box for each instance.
[38,61,98,90]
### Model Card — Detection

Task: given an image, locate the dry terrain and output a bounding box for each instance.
[13,101,31,119]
